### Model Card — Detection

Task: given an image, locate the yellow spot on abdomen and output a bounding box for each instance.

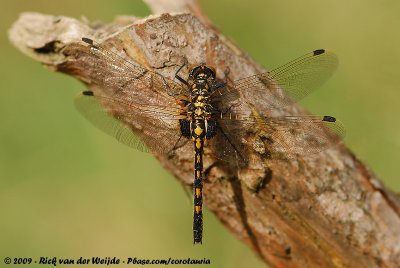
[195,187,201,198]
[196,138,202,149]
[195,205,201,214]
[196,170,201,178]
[196,155,201,163]
[194,126,203,136]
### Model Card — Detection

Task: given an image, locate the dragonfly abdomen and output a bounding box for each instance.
[191,119,206,244]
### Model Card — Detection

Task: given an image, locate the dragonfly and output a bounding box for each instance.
[72,37,345,244]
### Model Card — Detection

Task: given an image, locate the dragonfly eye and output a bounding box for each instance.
[204,66,216,79]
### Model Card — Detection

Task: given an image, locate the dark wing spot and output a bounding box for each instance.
[82,91,94,96]
[313,49,325,56]
[323,115,336,122]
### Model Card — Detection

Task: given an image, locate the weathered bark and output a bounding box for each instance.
[9,1,400,267]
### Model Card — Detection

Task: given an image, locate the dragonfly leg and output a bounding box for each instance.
[175,63,189,87]
[167,135,189,157]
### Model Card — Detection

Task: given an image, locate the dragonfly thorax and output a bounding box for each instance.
[190,94,210,119]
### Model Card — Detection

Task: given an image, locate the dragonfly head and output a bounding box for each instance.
[189,65,216,82]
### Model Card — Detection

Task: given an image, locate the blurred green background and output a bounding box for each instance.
[1,1,399,267]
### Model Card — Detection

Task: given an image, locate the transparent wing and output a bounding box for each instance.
[208,122,249,166]
[233,49,338,110]
[76,38,187,98]
[262,115,345,158]
[75,91,185,155]
[219,113,345,160]
[70,37,192,156]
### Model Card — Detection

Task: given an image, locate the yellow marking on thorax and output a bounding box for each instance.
[195,101,204,107]
[195,109,204,116]
[195,205,201,214]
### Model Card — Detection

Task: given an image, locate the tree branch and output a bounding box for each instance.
[9,3,400,267]
[143,0,212,26]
